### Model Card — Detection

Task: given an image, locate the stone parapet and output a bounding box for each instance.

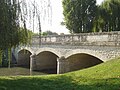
[32,31,120,47]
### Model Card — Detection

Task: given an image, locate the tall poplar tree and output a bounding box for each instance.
[62,0,97,33]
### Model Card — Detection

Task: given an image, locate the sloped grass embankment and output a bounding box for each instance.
[0,58,120,90]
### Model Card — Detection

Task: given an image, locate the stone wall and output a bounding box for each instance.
[32,31,120,46]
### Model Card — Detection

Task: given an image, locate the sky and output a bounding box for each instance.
[29,0,104,34]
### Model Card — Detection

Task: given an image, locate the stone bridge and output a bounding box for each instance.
[14,31,120,74]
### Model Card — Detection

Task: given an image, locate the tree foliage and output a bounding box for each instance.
[0,0,30,50]
[96,0,120,32]
[0,0,33,67]
[62,0,120,33]
[62,0,97,33]
[42,31,58,36]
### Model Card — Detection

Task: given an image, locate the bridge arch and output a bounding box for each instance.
[36,48,62,57]
[65,49,104,72]
[65,49,105,61]
[17,49,32,68]
[34,48,61,74]
[17,47,34,55]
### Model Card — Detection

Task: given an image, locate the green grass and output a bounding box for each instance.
[0,58,120,90]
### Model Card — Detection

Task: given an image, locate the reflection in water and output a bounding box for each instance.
[0,67,56,76]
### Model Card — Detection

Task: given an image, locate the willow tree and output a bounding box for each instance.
[0,0,30,67]
[62,0,97,33]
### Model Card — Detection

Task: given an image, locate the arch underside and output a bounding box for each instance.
[66,53,103,72]
[17,49,32,68]
[35,51,58,74]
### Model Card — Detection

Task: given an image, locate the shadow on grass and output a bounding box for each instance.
[0,76,119,90]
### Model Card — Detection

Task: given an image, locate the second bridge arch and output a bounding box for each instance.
[35,51,59,74]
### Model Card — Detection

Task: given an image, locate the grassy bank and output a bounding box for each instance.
[0,58,120,90]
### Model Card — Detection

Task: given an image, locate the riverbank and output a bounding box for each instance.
[0,58,120,90]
